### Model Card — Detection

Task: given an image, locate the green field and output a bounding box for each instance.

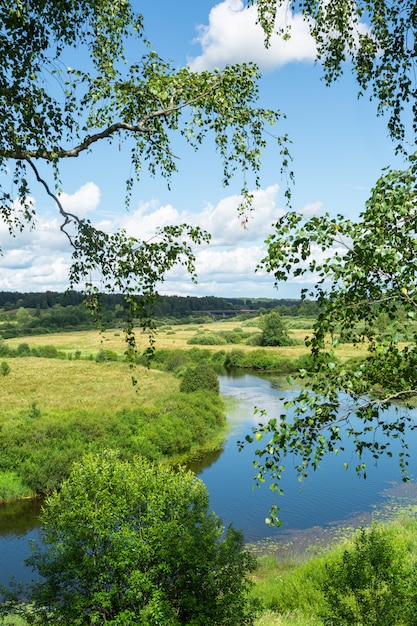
[2,321,402,626]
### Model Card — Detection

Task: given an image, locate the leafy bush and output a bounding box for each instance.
[216,330,243,344]
[260,310,292,346]
[245,332,263,345]
[36,345,58,358]
[0,338,11,357]
[16,342,31,357]
[0,471,30,501]
[320,525,416,625]
[17,451,255,626]
[95,348,118,362]
[187,332,227,345]
[180,363,220,394]
[0,361,10,376]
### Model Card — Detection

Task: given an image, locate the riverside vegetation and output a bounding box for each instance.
[1,305,417,624]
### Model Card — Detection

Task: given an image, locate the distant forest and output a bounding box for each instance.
[0,291,319,338]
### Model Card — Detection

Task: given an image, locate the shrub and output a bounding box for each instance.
[36,345,58,358]
[25,402,41,420]
[187,332,227,345]
[18,451,256,626]
[217,330,242,344]
[180,363,220,394]
[224,349,246,368]
[260,310,292,346]
[0,338,10,357]
[16,342,31,357]
[0,471,30,500]
[95,348,118,362]
[245,332,263,346]
[0,361,10,376]
[320,525,416,625]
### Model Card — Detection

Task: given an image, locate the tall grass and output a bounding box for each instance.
[251,514,417,626]
[0,358,226,499]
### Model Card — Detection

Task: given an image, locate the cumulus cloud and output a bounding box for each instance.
[189,0,316,71]
[59,182,101,217]
[300,200,323,216]
[0,180,308,298]
[117,184,283,248]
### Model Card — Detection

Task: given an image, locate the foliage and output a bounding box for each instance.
[179,363,220,394]
[16,343,30,357]
[0,2,286,348]
[0,357,226,495]
[0,361,10,376]
[10,451,256,626]
[251,0,417,151]
[187,332,228,346]
[320,525,415,625]
[186,328,257,346]
[0,471,29,501]
[224,348,296,373]
[243,159,417,524]
[95,348,119,362]
[259,310,292,346]
[248,516,417,626]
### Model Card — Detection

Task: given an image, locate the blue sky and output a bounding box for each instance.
[0,0,406,298]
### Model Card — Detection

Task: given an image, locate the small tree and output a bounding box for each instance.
[260,310,292,346]
[180,363,220,394]
[0,361,10,376]
[16,450,255,625]
[320,525,414,626]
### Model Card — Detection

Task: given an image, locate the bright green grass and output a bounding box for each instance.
[251,512,417,626]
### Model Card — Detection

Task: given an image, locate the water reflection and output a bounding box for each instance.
[0,498,43,537]
[186,447,223,475]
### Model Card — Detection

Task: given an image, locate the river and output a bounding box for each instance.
[1,371,417,584]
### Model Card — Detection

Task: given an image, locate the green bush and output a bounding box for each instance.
[0,339,11,357]
[187,332,227,345]
[180,363,220,394]
[36,345,58,358]
[320,525,416,625]
[245,332,263,345]
[16,342,31,357]
[0,361,10,376]
[95,348,119,362]
[260,310,293,346]
[0,471,30,500]
[17,451,255,626]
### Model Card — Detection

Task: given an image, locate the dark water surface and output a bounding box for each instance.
[1,372,417,584]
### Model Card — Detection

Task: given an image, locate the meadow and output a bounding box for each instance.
[0,315,380,505]
[2,319,417,625]
[2,316,363,502]
[0,325,236,500]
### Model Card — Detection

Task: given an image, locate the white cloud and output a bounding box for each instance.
[118,184,283,248]
[59,182,101,217]
[0,180,309,298]
[300,200,323,216]
[120,203,181,241]
[189,0,316,71]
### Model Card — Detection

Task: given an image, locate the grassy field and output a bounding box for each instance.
[0,357,173,418]
[5,317,368,361]
[0,326,234,500]
[2,322,415,626]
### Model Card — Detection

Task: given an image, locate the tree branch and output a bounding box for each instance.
[7,85,219,162]
[26,158,81,242]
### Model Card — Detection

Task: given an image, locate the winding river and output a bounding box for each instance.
[1,371,417,585]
